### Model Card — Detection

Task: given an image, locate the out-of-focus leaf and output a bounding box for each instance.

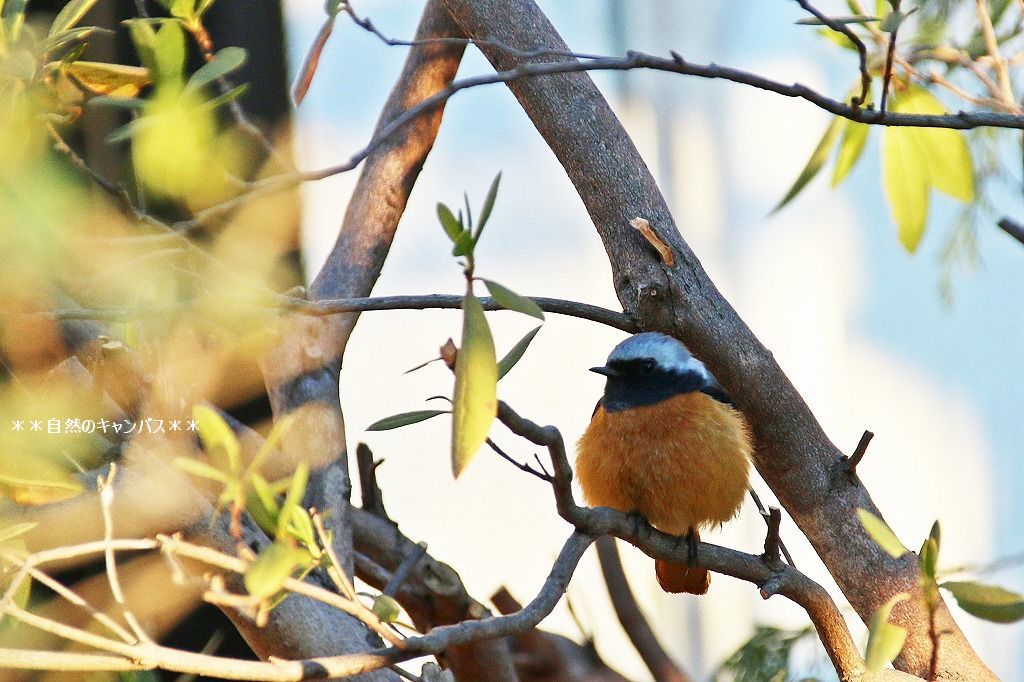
[288,506,316,550]
[276,462,308,538]
[857,509,908,558]
[0,522,35,544]
[372,594,402,622]
[498,326,541,380]
[244,540,300,599]
[42,26,109,55]
[483,280,545,320]
[928,519,941,552]
[184,46,246,94]
[451,230,474,257]
[196,82,247,111]
[882,126,929,252]
[892,86,974,202]
[451,290,497,477]
[474,172,501,240]
[796,14,877,25]
[49,0,100,36]
[437,202,462,242]
[941,581,1024,623]
[62,61,150,98]
[3,0,28,41]
[126,19,158,75]
[153,19,186,84]
[192,404,241,477]
[832,120,869,187]
[248,413,296,478]
[292,15,334,105]
[773,116,843,212]
[247,473,279,534]
[865,593,909,672]
[173,457,233,484]
[366,410,449,431]
[86,95,146,109]
[0,569,30,634]
[817,27,859,50]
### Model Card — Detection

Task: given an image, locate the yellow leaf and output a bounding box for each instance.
[451,289,497,477]
[891,86,974,202]
[61,61,151,98]
[882,126,930,252]
[832,120,869,187]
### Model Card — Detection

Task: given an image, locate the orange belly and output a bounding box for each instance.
[576,393,752,535]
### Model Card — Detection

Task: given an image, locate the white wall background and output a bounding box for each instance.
[283,1,1024,678]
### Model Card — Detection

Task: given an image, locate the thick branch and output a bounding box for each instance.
[442,1,994,678]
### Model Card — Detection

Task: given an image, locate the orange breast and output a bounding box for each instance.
[575,393,752,535]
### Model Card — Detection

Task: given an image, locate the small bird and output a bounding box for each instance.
[576,332,752,594]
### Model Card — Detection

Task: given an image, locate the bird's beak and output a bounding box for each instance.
[590,366,618,377]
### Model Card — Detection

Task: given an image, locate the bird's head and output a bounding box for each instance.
[591,332,725,411]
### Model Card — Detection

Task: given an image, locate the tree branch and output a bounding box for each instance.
[596,536,692,682]
[441,1,994,677]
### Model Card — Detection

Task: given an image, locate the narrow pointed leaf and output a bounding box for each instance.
[367,410,449,431]
[795,14,878,25]
[892,87,974,202]
[941,581,1024,623]
[919,537,938,580]
[154,20,186,84]
[276,462,308,538]
[173,457,233,484]
[193,404,242,477]
[498,326,542,380]
[773,117,843,212]
[832,120,869,187]
[185,46,246,94]
[0,522,35,545]
[882,126,930,252]
[437,202,462,242]
[197,83,248,112]
[928,520,941,552]
[292,15,334,105]
[858,509,908,558]
[483,280,545,320]
[451,230,474,257]
[474,172,502,239]
[451,290,497,477]
[865,593,910,671]
[49,0,100,36]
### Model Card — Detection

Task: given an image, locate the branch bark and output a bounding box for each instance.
[439,0,994,678]
[256,1,467,673]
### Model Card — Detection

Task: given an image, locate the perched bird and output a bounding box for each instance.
[576,332,752,594]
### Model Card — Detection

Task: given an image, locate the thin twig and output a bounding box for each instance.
[997,216,1024,246]
[880,29,899,114]
[794,0,872,106]
[98,463,151,643]
[847,429,875,475]
[762,507,783,567]
[384,543,428,597]
[311,510,358,602]
[749,489,796,567]
[976,0,1016,105]
[486,437,553,482]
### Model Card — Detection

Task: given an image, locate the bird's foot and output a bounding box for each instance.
[626,510,649,537]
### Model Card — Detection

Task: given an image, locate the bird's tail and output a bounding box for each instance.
[655,529,710,594]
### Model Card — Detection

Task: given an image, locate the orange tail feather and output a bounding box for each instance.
[655,559,710,594]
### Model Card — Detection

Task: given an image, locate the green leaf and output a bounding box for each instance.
[196,82,248,112]
[247,413,297,479]
[0,522,35,545]
[773,117,843,212]
[451,288,498,477]
[288,506,316,550]
[498,326,541,380]
[451,231,474,257]
[832,120,869,187]
[192,404,241,477]
[42,25,109,54]
[126,19,158,75]
[941,581,1024,623]
[919,537,939,580]
[184,46,246,94]
[247,474,279,534]
[795,14,878,25]
[164,0,198,19]
[153,19,186,84]
[865,593,909,672]
[244,540,300,599]
[482,280,545,320]
[276,462,308,538]
[474,172,501,240]
[0,569,30,634]
[857,509,908,559]
[3,0,28,41]
[882,126,930,252]
[372,594,402,622]
[88,95,146,109]
[437,202,462,242]
[173,457,233,485]
[49,0,100,36]
[928,519,941,552]
[366,410,449,431]
[891,87,974,203]
[105,115,159,144]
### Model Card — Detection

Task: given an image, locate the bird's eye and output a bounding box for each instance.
[640,359,656,374]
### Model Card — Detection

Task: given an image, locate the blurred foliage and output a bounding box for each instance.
[781,0,1024,267]
[713,624,819,682]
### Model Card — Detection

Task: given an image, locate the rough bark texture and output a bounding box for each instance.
[259,1,474,675]
[439,1,993,679]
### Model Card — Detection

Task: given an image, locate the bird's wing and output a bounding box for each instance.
[591,398,603,419]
